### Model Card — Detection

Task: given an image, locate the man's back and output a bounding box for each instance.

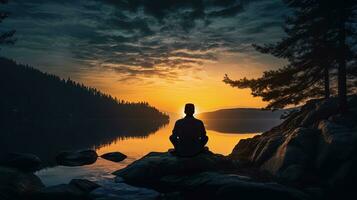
[170,115,208,157]
[170,103,208,157]
[172,116,206,140]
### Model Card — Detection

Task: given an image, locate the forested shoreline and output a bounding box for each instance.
[0,57,169,121]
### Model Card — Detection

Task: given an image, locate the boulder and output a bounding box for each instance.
[315,120,357,188]
[32,184,87,200]
[69,179,101,193]
[261,128,320,182]
[31,179,99,200]
[229,95,357,197]
[0,153,42,172]
[113,151,309,200]
[300,98,339,127]
[160,172,308,200]
[0,166,44,200]
[100,152,127,162]
[90,179,160,200]
[56,150,98,166]
[229,130,284,167]
[130,170,308,200]
[113,151,236,184]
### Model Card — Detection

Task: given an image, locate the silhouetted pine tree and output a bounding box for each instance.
[0,0,15,47]
[325,0,357,111]
[224,0,356,110]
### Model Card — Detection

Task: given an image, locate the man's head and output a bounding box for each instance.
[184,103,195,116]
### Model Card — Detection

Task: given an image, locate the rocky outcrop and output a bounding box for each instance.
[114,151,309,200]
[230,96,357,197]
[113,151,236,184]
[90,178,160,200]
[100,152,127,162]
[56,150,98,166]
[159,172,308,200]
[30,179,100,200]
[0,166,44,200]
[0,153,42,172]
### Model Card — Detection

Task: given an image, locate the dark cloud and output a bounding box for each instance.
[208,4,244,17]
[1,0,288,81]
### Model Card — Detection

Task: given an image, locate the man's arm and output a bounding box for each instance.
[172,120,180,137]
[199,121,207,137]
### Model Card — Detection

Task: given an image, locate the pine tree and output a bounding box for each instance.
[224,0,356,110]
[326,0,356,112]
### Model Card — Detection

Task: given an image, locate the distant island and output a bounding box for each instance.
[198,108,286,120]
[0,57,169,121]
[197,108,287,133]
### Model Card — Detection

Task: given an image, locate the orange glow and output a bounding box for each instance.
[75,58,271,114]
[96,119,259,157]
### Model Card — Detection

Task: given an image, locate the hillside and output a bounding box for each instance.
[197,108,286,133]
[198,108,285,120]
[0,57,169,121]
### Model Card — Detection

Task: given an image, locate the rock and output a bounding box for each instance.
[315,120,357,194]
[229,128,285,169]
[90,179,160,200]
[316,120,357,169]
[32,184,87,200]
[113,151,236,184]
[100,152,127,162]
[0,166,44,200]
[56,150,98,166]
[300,98,339,127]
[113,151,309,200]
[159,172,308,200]
[217,181,308,200]
[261,128,320,182]
[0,153,42,172]
[69,179,101,193]
[31,179,99,200]
[229,95,357,197]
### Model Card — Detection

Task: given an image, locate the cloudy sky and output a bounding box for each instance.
[1,0,289,113]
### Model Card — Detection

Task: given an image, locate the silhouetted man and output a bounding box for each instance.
[170,103,208,157]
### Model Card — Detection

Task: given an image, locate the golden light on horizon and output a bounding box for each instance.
[73,56,272,114]
[96,119,260,157]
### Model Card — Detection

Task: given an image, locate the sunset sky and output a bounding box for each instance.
[1,0,289,113]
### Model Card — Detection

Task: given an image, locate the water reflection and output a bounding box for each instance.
[1,117,282,186]
[37,118,262,186]
[204,119,282,133]
[0,119,168,167]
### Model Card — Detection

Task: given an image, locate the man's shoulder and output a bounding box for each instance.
[176,117,204,124]
[194,118,204,124]
[175,118,185,124]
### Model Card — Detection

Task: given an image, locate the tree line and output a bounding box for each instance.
[224,0,356,112]
[0,57,169,120]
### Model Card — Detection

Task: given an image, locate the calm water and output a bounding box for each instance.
[1,117,282,186]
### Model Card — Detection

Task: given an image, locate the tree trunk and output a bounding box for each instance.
[337,4,348,112]
[324,66,330,99]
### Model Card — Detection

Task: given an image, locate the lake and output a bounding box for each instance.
[1,117,282,186]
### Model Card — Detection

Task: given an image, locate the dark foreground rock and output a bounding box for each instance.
[161,172,308,200]
[114,151,309,200]
[0,153,42,172]
[0,166,44,200]
[230,96,357,198]
[90,178,160,200]
[101,152,127,162]
[29,179,100,200]
[113,151,236,183]
[56,150,98,166]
